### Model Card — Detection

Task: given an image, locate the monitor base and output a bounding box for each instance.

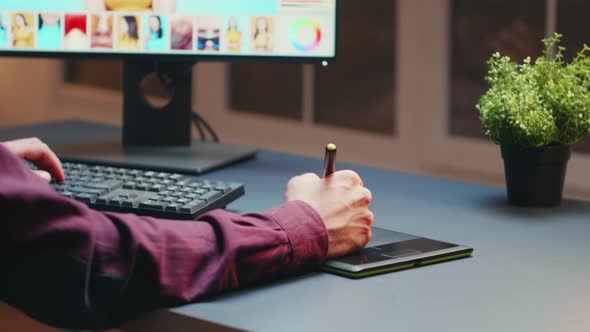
[54,62,259,174]
[54,138,258,175]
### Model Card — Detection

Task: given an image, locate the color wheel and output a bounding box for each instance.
[289,19,322,52]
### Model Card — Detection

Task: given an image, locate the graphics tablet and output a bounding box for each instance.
[321,227,473,279]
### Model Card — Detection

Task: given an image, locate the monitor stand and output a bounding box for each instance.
[54,61,257,174]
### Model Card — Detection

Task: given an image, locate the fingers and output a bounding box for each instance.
[357,187,373,206]
[363,210,375,226]
[285,173,322,202]
[288,173,320,188]
[351,222,373,251]
[299,173,321,182]
[334,170,363,186]
[3,138,64,182]
[353,210,375,227]
[33,170,52,182]
[359,212,374,247]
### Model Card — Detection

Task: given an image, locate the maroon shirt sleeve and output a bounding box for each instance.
[0,144,328,329]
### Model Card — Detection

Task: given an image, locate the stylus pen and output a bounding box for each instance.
[323,143,337,178]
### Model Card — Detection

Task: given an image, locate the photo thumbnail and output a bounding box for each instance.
[38,13,62,49]
[223,16,248,53]
[65,14,89,49]
[170,16,193,50]
[91,14,114,49]
[197,16,222,51]
[117,15,141,50]
[143,14,167,50]
[12,13,36,48]
[0,12,11,48]
[251,16,274,52]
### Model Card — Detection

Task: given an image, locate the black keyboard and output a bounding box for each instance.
[49,162,245,220]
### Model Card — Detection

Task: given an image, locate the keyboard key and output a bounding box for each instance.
[95,197,110,205]
[139,201,166,210]
[75,193,96,203]
[108,197,125,206]
[176,198,190,205]
[199,190,223,203]
[149,184,165,192]
[180,200,207,214]
[170,174,184,181]
[70,187,107,196]
[123,182,137,189]
[165,203,181,212]
[85,180,123,192]
[136,183,150,191]
[215,186,232,193]
[122,199,139,208]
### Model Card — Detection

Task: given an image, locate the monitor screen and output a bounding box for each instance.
[0,0,336,60]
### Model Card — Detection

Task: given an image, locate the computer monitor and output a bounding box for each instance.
[0,0,337,173]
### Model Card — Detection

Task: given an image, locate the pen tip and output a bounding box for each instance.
[326,143,337,151]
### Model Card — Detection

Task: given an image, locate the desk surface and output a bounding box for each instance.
[2,121,590,332]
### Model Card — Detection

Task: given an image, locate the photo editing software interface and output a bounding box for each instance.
[0,0,336,58]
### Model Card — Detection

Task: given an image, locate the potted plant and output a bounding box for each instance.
[477,33,590,207]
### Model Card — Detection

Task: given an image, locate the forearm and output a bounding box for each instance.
[0,146,328,329]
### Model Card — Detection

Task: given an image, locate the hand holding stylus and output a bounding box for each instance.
[284,143,374,258]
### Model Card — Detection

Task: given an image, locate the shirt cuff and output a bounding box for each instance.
[263,200,328,272]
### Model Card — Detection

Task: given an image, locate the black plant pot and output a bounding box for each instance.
[501,144,571,207]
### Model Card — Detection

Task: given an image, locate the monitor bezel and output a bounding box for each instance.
[0,51,336,65]
[0,0,338,65]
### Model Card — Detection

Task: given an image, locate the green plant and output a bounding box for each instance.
[477,33,590,147]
